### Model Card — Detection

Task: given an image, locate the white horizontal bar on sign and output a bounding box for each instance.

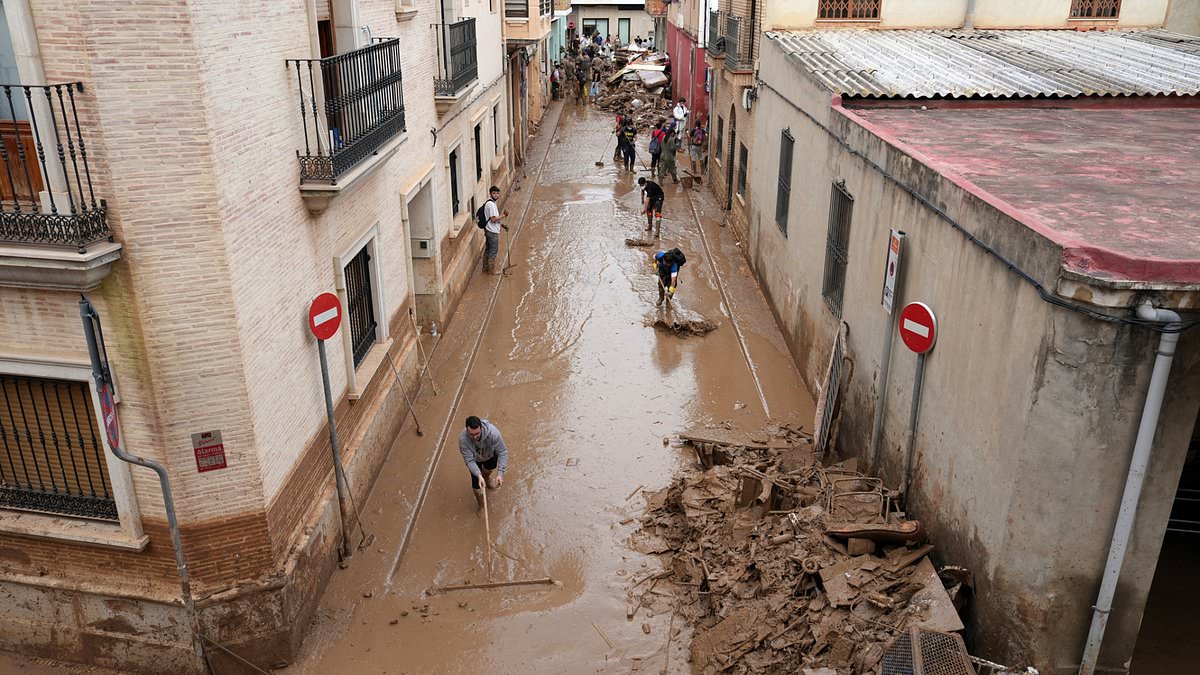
[313,307,340,326]
[902,318,930,338]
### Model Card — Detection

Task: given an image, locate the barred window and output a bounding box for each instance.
[474,123,483,182]
[821,181,854,317]
[1070,0,1121,18]
[344,246,378,367]
[504,0,528,18]
[715,117,725,160]
[736,143,748,197]
[0,375,117,521]
[449,146,461,214]
[775,129,794,234]
[818,0,881,20]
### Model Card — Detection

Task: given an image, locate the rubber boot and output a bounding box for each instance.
[483,258,492,275]
[474,488,485,511]
[655,213,662,239]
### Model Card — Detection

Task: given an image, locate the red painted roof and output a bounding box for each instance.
[844,103,1200,285]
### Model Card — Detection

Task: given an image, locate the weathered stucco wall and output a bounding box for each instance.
[746,34,1200,673]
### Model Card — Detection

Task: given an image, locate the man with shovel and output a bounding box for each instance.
[459,416,509,510]
[652,247,686,307]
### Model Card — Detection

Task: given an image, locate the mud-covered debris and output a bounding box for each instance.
[652,317,718,336]
[625,237,655,247]
[627,423,971,674]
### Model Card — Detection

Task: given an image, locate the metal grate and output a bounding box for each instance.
[344,246,377,367]
[1070,0,1121,18]
[435,18,479,97]
[736,143,748,197]
[821,180,853,317]
[504,0,528,18]
[882,628,976,675]
[0,375,117,521]
[818,0,882,20]
[775,129,793,233]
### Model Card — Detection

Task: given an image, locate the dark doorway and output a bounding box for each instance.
[1130,412,1200,673]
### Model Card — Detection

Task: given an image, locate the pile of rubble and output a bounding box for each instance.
[596,82,673,127]
[629,424,975,674]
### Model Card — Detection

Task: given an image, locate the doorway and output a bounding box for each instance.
[1130,411,1200,673]
[618,18,630,46]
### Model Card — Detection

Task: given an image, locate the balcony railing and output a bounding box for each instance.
[708,10,725,55]
[505,0,528,19]
[435,18,479,96]
[0,83,109,252]
[287,39,406,185]
[725,15,753,72]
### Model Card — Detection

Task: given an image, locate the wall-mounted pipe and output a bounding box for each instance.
[1079,301,1182,675]
[964,0,978,29]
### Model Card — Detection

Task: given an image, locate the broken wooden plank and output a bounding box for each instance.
[889,543,935,571]
[678,431,772,450]
[433,577,554,592]
[907,557,965,632]
[825,520,927,544]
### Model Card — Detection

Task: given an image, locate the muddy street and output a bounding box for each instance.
[280,100,812,675]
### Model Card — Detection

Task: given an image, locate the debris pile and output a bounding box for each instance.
[629,425,974,674]
[625,237,656,247]
[651,313,719,336]
[597,82,673,126]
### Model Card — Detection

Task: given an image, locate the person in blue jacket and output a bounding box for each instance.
[652,248,686,307]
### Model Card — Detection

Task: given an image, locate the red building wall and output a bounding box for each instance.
[665,22,709,128]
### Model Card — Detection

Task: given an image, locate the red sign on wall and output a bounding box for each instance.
[191,430,227,473]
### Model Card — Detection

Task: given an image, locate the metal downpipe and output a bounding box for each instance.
[1078,301,1182,675]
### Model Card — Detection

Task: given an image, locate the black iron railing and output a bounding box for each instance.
[505,0,528,19]
[0,375,117,521]
[725,15,753,72]
[708,11,726,55]
[288,39,406,185]
[0,83,109,253]
[435,18,479,96]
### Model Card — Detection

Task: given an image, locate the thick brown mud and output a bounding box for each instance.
[289,101,813,674]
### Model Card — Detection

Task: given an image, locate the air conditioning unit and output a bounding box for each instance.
[411,238,433,259]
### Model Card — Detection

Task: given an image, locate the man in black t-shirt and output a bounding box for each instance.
[638,176,665,238]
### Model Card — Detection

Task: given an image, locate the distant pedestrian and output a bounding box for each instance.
[688,119,707,175]
[481,185,508,275]
[652,248,686,307]
[649,120,665,171]
[639,176,665,237]
[620,119,637,172]
[672,98,689,130]
[657,129,679,184]
[590,72,600,101]
[551,65,561,100]
[459,416,509,510]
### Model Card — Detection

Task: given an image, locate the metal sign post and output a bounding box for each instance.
[79,296,207,672]
[898,301,937,496]
[868,230,905,474]
[309,293,353,561]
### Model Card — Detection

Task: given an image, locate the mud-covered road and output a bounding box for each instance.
[286,99,813,674]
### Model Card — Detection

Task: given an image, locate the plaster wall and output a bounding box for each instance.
[1166,0,1200,34]
[572,4,656,41]
[745,34,1200,672]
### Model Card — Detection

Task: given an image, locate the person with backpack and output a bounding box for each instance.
[476,185,508,275]
[648,120,666,172]
[688,118,707,176]
[619,118,637,172]
[651,247,686,306]
[638,176,665,237]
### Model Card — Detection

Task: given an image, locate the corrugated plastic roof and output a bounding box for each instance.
[770,29,1200,99]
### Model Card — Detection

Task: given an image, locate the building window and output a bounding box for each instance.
[493,105,501,153]
[504,0,528,19]
[540,0,551,16]
[344,246,378,367]
[715,117,724,160]
[736,143,748,197]
[817,0,881,20]
[0,375,117,521]
[1070,0,1121,18]
[474,123,484,182]
[821,181,854,317]
[449,146,461,214]
[775,129,793,235]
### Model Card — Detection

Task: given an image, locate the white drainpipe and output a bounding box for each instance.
[964,0,977,29]
[1079,301,1182,675]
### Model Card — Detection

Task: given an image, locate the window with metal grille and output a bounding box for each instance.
[775,130,794,234]
[1070,0,1120,18]
[493,105,500,153]
[737,143,748,197]
[0,375,117,521]
[715,117,725,160]
[344,247,378,367]
[504,0,528,18]
[449,147,461,214]
[821,181,853,316]
[474,124,483,181]
[818,0,881,20]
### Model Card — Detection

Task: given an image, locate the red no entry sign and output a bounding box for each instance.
[98,383,120,450]
[899,302,937,354]
[308,293,342,341]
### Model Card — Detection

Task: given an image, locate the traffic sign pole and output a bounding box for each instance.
[309,293,353,560]
[896,300,938,497]
[902,351,927,496]
[868,230,905,474]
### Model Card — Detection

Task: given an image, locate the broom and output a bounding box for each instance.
[595,129,615,167]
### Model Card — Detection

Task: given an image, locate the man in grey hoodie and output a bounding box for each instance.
[459,415,509,510]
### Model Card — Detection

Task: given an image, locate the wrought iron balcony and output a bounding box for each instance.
[0,83,109,253]
[435,18,479,98]
[288,39,406,185]
[708,10,726,56]
[725,15,754,73]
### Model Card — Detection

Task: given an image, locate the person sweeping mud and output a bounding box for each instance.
[652,247,686,307]
[638,176,665,237]
[459,416,508,510]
